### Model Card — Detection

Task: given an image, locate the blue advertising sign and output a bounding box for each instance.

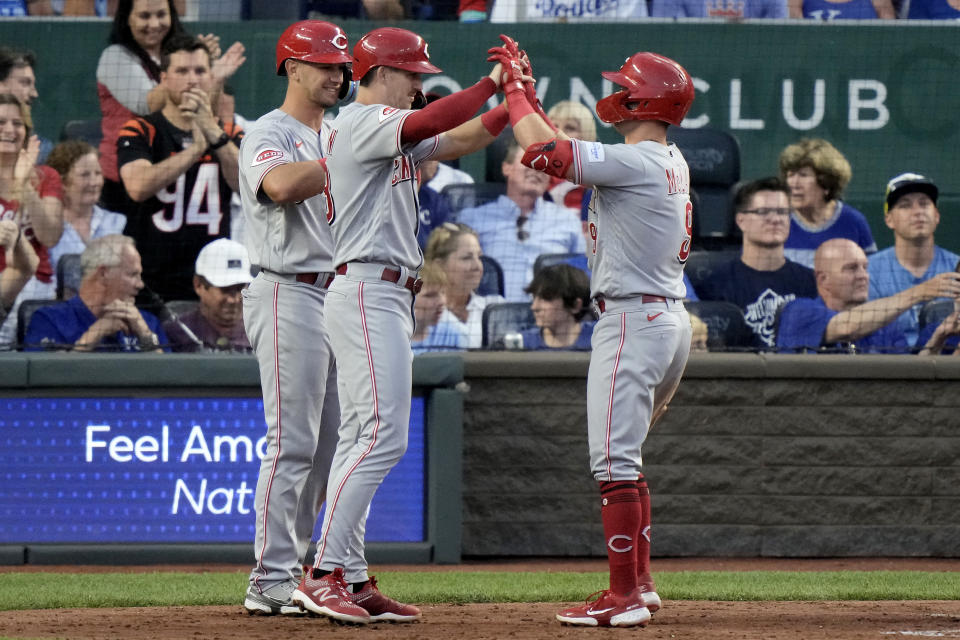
[0,397,425,544]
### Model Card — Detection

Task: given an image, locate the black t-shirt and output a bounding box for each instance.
[699,258,817,348]
[117,112,243,300]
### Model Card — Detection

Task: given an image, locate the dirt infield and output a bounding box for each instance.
[2,558,960,640]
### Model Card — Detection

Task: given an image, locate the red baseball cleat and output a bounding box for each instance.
[556,588,652,627]
[350,575,422,622]
[290,567,371,624]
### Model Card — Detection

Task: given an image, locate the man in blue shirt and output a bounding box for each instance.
[456,141,585,301]
[868,173,960,348]
[777,238,960,353]
[25,234,167,351]
[699,177,816,349]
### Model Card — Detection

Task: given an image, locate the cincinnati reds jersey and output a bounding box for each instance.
[239,109,336,273]
[325,102,439,270]
[572,139,691,301]
[117,112,242,300]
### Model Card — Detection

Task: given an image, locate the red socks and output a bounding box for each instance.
[599,481,641,595]
[636,474,653,585]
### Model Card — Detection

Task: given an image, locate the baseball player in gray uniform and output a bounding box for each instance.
[240,20,357,617]
[289,27,510,624]
[490,39,695,628]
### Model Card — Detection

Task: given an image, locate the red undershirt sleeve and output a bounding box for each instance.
[399,77,497,145]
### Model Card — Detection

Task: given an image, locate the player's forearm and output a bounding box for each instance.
[261,161,327,204]
[400,77,497,145]
[433,117,495,162]
[823,290,917,342]
[121,148,203,202]
[507,87,568,150]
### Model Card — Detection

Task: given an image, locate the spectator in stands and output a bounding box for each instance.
[457,140,585,301]
[918,308,960,356]
[698,177,816,349]
[417,159,453,249]
[458,0,487,21]
[411,261,465,354]
[689,313,708,352]
[0,216,38,314]
[488,0,648,21]
[868,173,959,349]
[778,138,876,269]
[118,34,242,302]
[776,238,960,353]
[0,93,63,345]
[790,0,895,18]
[307,0,406,19]
[545,100,595,213]
[653,0,786,18]
[165,237,251,353]
[24,234,167,351]
[425,222,504,349]
[520,263,594,350]
[906,0,960,18]
[45,140,126,283]
[96,0,244,212]
[0,46,52,162]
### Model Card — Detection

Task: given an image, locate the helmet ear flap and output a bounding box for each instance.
[411,90,427,109]
[338,66,356,101]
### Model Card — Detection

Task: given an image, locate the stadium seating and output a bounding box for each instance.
[56,253,82,300]
[16,299,59,348]
[478,255,505,297]
[667,126,741,250]
[443,182,506,214]
[685,300,754,351]
[481,301,535,348]
[533,252,589,276]
[684,249,739,296]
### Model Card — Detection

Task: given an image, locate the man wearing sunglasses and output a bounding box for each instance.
[457,139,585,301]
[697,177,816,349]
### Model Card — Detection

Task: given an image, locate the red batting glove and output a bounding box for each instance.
[486,47,525,95]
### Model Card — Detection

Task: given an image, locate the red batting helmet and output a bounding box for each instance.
[352,27,442,82]
[595,52,694,126]
[276,20,352,76]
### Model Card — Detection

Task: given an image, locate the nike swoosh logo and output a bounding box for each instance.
[295,141,303,148]
[647,312,663,321]
[586,607,614,615]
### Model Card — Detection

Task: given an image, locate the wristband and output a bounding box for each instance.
[208,132,230,151]
[505,89,536,127]
[481,104,509,136]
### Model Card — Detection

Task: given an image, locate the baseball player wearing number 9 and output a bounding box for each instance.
[239,20,355,617]
[490,37,696,628]
[287,27,512,625]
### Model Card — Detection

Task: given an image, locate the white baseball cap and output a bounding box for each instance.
[194,238,253,288]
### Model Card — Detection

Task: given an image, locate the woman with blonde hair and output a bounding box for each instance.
[778,138,876,268]
[0,93,63,342]
[424,222,504,348]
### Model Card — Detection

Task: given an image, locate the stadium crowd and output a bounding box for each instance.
[0,0,957,354]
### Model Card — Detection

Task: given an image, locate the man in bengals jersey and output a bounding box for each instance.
[118,33,242,302]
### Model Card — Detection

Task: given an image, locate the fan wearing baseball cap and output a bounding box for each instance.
[165,238,253,352]
[867,172,960,347]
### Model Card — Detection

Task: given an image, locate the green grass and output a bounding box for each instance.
[1,570,959,611]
